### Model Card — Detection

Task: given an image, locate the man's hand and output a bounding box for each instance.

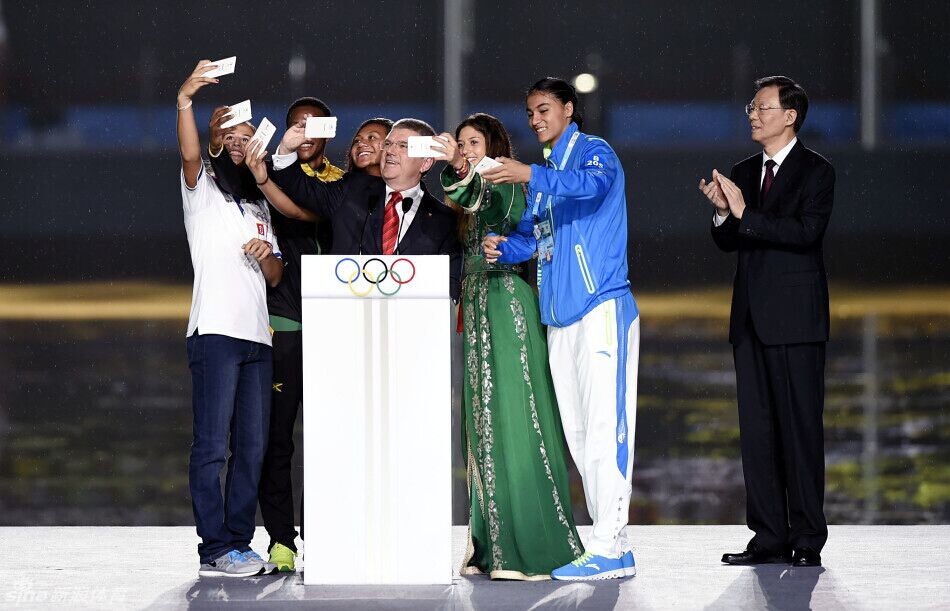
[243,238,274,262]
[480,157,531,184]
[482,234,508,263]
[715,171,747,219]
[244,139,269,184]
[208,106,231,153]
[177,60,218,108]
[699,169,729,215]
[277,122,307,155]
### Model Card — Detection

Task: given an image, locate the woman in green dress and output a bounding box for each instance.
[434,114,583,580]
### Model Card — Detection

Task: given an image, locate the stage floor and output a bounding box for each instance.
[1,525,947,609]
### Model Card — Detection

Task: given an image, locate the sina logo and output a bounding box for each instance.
[617,421,626,444]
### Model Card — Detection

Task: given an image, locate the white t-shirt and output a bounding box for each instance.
[181,160,281,346]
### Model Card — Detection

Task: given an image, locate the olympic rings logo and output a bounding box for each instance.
[334,257,417,297]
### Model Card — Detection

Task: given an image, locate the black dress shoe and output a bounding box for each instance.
[791,548,822,567]
[721,545,791,565]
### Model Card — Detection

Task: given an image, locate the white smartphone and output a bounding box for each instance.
[250,118,276,156]
[221,99,252,129]
[473,156,503,175]
[305,117,338,138]
[408,136,442,158]
[203,56,236,78]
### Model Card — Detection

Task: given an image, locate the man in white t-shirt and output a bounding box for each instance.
[176,60,284,578]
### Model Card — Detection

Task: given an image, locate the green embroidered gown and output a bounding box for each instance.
[442,165,583,580]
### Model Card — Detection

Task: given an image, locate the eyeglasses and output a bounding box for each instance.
[745,103,786,116]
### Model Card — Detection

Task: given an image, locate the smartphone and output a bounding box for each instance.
[407,136,442,158]
[305,117,338,138]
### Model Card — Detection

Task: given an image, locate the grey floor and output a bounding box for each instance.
[1,525,947,610]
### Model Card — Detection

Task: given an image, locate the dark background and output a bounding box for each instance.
[0,1,946,527]
[0,0,947,287]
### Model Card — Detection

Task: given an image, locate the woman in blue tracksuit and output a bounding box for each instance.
[482,77,639,581]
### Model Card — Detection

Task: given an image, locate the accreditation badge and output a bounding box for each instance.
[534,220,554,261]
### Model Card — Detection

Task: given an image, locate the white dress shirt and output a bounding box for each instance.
[384,183,423,247]
[714,136,798,226]
[272,149,301,171]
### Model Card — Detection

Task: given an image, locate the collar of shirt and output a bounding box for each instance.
[384,183,424,241]
[300,158,345,182]
[762,136,798,174]
[543,121,580,166]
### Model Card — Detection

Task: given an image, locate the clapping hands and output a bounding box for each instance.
[699,169,747,219]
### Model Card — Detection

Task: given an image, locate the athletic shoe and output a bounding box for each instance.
[242,549,278,575]
[268,543,296,573]
[621,550,637,577]
[551,551,629,581]
[198,550,265,578]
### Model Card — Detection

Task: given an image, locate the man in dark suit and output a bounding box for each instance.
[699,76,835,568]
[268,118,462,300]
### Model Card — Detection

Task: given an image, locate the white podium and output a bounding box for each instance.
[300,255,453,585]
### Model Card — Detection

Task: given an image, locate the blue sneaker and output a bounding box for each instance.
[241,549,278,575]
[621,550,637,577]
[551,552,629,581]
[198,550,265,578]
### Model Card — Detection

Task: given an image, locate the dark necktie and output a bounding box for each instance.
[760,159,776,201]
[381,191,402,255]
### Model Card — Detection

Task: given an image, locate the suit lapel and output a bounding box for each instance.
[741,158,762,209]
[399,195,433,252]
[365,181,386,253]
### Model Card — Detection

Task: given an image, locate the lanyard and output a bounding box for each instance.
[532,131,580,217]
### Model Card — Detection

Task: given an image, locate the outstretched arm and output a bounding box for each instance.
[270,153,345,220]
[244,139,320,222]
[176,60,219,187]
[526,142,618,202]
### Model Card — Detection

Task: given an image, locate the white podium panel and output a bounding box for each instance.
[301,255,452,585]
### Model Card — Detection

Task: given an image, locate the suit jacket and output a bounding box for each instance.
[271,162,462,300]
[711,140,835,345]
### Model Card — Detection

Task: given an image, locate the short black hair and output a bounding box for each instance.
[527,77,584,129]
[355,117,394,134]
[347,117,394,173]
[754,75,808,133]
[391,118,436,175]
[285,97,332,128]
[391,117,435,137]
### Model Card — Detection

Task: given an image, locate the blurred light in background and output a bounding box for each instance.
[573,72,598,94]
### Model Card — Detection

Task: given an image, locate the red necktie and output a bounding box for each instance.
[760,159,776,201]
[381,191,403,255]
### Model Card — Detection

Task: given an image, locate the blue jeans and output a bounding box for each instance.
[187,332,272,564]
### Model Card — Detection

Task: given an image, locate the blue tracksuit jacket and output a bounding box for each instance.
[495,122,637,327]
